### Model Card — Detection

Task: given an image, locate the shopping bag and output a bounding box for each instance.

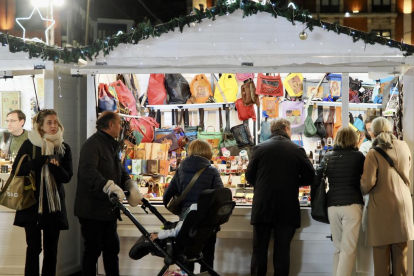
[190,74,213,103]
[0,154,36,211]
[256,73,284,96]
[147,74,168,105]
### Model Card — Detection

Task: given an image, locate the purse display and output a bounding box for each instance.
[311,153,331,224]
[0,153,36,211]
[256,73,284,97]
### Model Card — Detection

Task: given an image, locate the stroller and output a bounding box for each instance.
[110,188,236,276]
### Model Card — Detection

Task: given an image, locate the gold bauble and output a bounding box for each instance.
[299,31,308,40]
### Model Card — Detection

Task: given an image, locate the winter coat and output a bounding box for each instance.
[75,130,130,221]
[13,140,73,230]
[246,130,315,228]
[313,146,364,207]
[361,139,414,246]
[163,155,223,211]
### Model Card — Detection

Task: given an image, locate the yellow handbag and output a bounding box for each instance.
[214,74,238,103]
[283,73,304,97]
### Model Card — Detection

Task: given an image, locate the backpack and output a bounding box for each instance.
[241,80,259,106]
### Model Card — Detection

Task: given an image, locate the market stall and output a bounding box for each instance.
[54,5,414,275]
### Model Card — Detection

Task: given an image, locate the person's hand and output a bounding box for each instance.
[49,159,60,167]
[103,181,125,202]
[150,233,158,241]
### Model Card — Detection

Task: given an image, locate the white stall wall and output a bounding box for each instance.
[53,69,87,275]
[0,75,45,130]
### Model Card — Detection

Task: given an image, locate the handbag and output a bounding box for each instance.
[0,152,36,211]
[110,80,138,115]
[236,73,254,82]
[333,107,342,139]
[327,74,342,98]
[166,167,206,215]
[311,153,331,224]
[302,78,330,100]
[256,73,284,96]
[147,74,168,105]
[314,106,327,138]
[214,74,238,103]
[190,74,213,103]
[231,120,253,147]
[219,107,239,156]
[281,101,304,128]
[98,83,118,112]
[304,105,317,138]
[164,74,191,104]
[154,132,179,152]
[129,117,159,143]
[241,79,259,106]
[235,98,256,121]
[283,73,304,97]
[260,119,271,142]
[324,107,335,138]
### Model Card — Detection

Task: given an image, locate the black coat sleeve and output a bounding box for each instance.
[163,172,180,207]
[48,143,73,184]
[298,147,315,187]
[245,146,259,187]
[78,140,108,192]
[119,163,131,190]
[311,155,327,199]
[12,140,47,176]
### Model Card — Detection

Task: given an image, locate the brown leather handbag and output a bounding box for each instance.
[324,107,336,138]
[241,80,259,106]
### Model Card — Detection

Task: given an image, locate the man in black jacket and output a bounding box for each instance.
[75,111,142,276]
[246,118,314,276]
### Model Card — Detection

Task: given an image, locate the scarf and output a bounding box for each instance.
[29,124,65,214]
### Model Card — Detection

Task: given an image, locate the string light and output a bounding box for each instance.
[15,7,55,45]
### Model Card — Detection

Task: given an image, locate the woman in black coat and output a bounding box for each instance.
[12,109,73,276]
[312,126,364,276]
[163,139,223,272]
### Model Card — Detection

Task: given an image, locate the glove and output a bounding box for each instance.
[103,180,125,202]
[125,179,143,207]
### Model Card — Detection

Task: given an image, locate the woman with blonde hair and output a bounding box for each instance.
[163,139,223,272]
[312,126,365,276]
[12,109,73,276]
[361,117,413,275]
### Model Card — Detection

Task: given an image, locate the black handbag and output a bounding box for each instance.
[231,120,254,147]
[165,74,191,104]
[311,153,331,224]
[314,106,327,138]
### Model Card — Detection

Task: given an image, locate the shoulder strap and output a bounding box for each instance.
[322,152,331,180]
[212,74,228,104]
[219,107,223,132]
[225,106,231,132]
[373,147,406,184]
[175,167,206,204]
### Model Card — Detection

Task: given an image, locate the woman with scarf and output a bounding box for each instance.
[12,109,73,276]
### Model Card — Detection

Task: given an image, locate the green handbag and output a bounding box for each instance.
[197,126,223,155]
[219,107,239,156]
[304,105,317,138]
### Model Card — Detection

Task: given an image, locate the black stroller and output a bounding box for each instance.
[110,187,236,276]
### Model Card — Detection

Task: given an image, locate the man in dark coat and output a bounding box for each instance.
[75,111,142,276]
[246,118,314,276]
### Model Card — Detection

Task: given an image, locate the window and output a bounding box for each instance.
[321,0,339,13]
[372,0,391,12]
[372,29,391,39]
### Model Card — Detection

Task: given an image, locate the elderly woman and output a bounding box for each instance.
[312,126,365,276]
[361,117,414,276]
[12,109,73,276]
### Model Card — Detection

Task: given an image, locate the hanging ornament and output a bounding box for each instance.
[299,31,308,40]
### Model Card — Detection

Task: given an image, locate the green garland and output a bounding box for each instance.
[1,0,413,63]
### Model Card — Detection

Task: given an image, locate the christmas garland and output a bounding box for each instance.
[1,0,413,64]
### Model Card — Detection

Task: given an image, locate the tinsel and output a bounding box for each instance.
[1,0,413,64]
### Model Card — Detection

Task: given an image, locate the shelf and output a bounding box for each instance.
[147,103,235,111]
[310,101,382,109]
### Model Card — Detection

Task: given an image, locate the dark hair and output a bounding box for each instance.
[364,116,378,140]
[7,110,26,126]
[33,109,63,135]
[96,111,119,130]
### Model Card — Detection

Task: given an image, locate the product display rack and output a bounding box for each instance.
[147,103,235,111]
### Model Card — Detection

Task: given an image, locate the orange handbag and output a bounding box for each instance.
[190,74,213,103]
[262,97,280,118]
[333,107,342,139]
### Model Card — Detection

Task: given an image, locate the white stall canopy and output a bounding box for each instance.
[58,9,414,75]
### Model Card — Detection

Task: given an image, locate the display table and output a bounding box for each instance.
[99,205,375,276]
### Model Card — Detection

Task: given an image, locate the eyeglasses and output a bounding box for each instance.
[4,119,18,124]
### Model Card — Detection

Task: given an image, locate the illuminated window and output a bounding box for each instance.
[372,29,391,39]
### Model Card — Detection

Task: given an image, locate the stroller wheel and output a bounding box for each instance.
[177,254,187,264]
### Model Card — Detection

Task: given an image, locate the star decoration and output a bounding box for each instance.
[15,7,55,45]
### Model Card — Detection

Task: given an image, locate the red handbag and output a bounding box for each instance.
[110,80,138,115]
[256,73,284,96]
[147,74,168,105]
[129,117,159,143]
[235,98,256,121]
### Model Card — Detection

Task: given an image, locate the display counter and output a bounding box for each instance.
[99,204,375,276]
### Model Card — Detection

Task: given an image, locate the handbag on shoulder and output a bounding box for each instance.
[0,150,36,211]
[311,153,331,224]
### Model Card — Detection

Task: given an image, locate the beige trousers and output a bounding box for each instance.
[373,242,408,276]
[328,204,363,276]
